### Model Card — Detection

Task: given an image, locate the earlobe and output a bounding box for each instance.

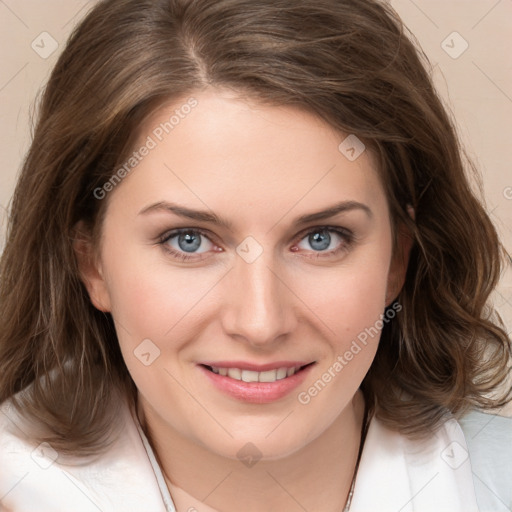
[73,222,112,313]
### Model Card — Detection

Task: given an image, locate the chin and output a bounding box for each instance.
[198,423,320,463]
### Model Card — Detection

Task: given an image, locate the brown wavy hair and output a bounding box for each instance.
[0,0,510,455]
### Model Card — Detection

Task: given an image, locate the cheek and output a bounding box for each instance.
[297,248,391,344]
[295,249,391,415]
[101,243,176,342]
[103,242,221,348]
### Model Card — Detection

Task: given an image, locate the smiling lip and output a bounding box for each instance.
[198,360,315,403]
[199,360,312,372]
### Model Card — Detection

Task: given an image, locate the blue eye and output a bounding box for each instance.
[175,232,204,253]
[158,226,353,262]
[161,229,214,258]
[307,230,332,251]
[295,227,352,257]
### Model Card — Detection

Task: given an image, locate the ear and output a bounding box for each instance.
[385,205,415,307]
[73,221,112,313]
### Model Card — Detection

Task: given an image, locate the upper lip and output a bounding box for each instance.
[199,361,315,372]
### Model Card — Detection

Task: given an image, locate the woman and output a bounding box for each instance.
[0,0,510,511]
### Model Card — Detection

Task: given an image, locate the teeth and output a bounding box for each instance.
[241,370,260,383]
[210,365,302,383]
[227,368,241,380]
[259,370,277,382]
[276,367,288,380]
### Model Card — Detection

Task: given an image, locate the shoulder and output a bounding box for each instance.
[351,416,478,512]
[351,409,480,512]
[458,409,512,512]
[0,397,166,512]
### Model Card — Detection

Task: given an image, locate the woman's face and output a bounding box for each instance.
[82,88,406,459]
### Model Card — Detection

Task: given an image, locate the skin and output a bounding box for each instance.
[77,87,410,512]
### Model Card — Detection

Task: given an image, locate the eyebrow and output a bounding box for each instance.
[138,200,373,229]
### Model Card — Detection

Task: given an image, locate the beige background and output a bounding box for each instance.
[0,1,511,413]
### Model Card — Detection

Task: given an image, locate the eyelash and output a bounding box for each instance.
[157,226,355,262]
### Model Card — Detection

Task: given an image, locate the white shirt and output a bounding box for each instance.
[0,397,508,512]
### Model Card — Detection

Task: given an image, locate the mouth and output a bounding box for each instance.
[200,362,315,383]
[198,360,316,403]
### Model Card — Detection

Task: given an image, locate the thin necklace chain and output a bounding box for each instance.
[343,400,371,512]
[143,401,372,512]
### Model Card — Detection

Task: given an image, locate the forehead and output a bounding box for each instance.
[108,88,387,225]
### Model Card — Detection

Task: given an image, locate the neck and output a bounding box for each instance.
[139,391,366,512]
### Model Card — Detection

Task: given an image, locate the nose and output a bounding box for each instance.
[220,250,297,349]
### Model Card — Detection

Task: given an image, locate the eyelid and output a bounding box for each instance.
[292,224,354,243]
[297,224,352,237]
[158,227,217,245]
[158,225,355,261]
[158,228,219,262]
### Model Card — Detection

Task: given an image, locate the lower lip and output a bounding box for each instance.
[199,364,314,403]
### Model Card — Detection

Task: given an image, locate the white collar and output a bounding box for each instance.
[0,398,478,511]
[136,416,177,512]
[136,408,479,512]
[350,411,479,511]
